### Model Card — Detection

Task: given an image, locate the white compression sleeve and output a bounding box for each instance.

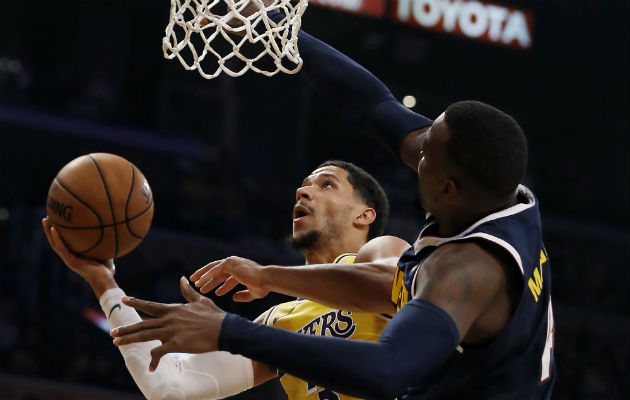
[100,288,254,400]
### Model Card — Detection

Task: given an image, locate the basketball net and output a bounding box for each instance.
[163,0,308,79]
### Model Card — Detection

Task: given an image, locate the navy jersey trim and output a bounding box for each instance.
[414,185,535,253]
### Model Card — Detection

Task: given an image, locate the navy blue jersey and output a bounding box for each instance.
[391,185,555,399]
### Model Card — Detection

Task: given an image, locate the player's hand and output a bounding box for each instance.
[111,277,226,371]
[190,256,270,302]
[42,217,116,297]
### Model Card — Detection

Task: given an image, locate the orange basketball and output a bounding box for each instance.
[46,153,154,260]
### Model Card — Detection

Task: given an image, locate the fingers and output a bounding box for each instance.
[111,318,163,339]
[215,276,240,296]
[232,290,256,303]
[113,326,170,347]
[42,218,54,247]
[198,272,231,294]
[190,259,223,282]
[149,342,174,372]
[122,296,174,317]
[43,218,111,273]
[179,276,202,303]
[43,218,78,264]
[42,218,65,256]
[190,264,211,282]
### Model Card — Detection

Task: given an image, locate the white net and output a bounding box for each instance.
[163,0,309,79]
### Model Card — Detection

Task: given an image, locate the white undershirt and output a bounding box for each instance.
[100,288,254,400]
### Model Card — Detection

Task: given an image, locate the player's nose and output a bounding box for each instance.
[296,185,312,201]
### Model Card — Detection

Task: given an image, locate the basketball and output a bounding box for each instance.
[46,153,154,260]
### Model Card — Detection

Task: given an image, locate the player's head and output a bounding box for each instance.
[416,100,527,217]
[291,160,389,251]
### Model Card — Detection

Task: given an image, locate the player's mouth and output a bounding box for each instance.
[293,204,312,223]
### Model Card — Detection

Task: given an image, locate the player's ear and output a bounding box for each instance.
[443,179,457,199]
[354,207,376,229]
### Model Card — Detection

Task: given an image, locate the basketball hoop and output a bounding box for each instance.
[163,0,308,79]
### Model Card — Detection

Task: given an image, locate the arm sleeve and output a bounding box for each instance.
[219,299,459,399]
[269,12,433,156]
[100,288,254,400]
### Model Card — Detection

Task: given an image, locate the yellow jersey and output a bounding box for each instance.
[261,253,391,400]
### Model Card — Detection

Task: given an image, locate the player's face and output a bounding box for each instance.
[416,113,451,215]
[292,166,362,243]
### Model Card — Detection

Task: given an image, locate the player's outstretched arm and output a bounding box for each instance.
[111,243,505,399]
[42,218,269,400]
[191,235,411,314]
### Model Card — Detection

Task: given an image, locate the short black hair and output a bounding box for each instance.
[317,160,389,240]
[444,100,528,196]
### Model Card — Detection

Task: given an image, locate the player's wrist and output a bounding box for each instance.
[259,265,278,293]
[89,275,119,299]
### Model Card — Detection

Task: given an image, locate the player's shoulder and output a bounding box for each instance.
[419,241,506,293]
[356,235,411,263]
[427,240,497,265]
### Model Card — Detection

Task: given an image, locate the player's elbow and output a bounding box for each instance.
[144,387,185,400]
[142,374,190,400]
[124,352,190,400]
[366,363,407,399]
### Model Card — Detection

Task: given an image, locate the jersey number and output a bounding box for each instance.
[541,299,554,381]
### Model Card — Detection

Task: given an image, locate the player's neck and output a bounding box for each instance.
[303,250,337,265]
[302,237,363,265]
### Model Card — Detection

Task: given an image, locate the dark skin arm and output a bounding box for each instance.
[190,235,411,314]
[111,240,516,374]
[415,241,516,344]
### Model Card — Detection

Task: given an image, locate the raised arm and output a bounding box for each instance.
[212,3,431,168]
[293,22,432,169]
[42,218,274,399]
[191,235,411,314]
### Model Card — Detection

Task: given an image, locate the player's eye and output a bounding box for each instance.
[322,181,334,189]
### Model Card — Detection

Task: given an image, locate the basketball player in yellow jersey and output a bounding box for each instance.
[43,159,410,400]
[193,160,410,400]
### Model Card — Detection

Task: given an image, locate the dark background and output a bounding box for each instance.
[0,0,628,399]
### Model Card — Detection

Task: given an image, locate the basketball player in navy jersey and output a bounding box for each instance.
[109,4,556,400]
[43,160,410,400]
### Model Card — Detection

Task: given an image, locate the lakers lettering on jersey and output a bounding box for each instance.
[262,253,390,400]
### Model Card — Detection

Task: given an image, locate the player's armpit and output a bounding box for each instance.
[413,241,510,344]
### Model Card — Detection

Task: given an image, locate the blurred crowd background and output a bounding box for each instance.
[0,1,628,399]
